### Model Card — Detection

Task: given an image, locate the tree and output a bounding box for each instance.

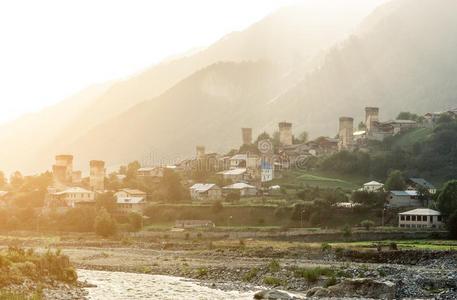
[437,180,457,216]
[96,192,117,213]
[0,171,6,187]
[10,171,24,190]
[397,112,419,121]
[126,161,141,179]
[128,212,143,232]
[212,201,223,213]
[295,131,309,144]
[226,191,240,203]
[447,211,457,239]
[358,121,366,131]
[361,220,375,230]
[162,169,187,202]
[61,208,97,232]
[384,170,406,191]
[255,132,271,144]
[94,208,117,237]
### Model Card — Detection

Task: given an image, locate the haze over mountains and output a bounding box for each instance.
[1,0,456,174]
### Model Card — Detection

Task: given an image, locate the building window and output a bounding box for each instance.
[400,215,405,221]
[412,215,416,221]
[406,215,410,221]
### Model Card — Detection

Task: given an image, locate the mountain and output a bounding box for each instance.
[0,83,112,174]
[59,4,361,142]
[61,61,285,168]
[66,0,457,169]
[0,4,365,173]
[266,0,457,136]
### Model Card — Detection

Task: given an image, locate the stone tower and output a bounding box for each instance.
[53,154,73,187]
[279,122,293,146]
[196,146,205,159]
[338,117,354,150]
[365,107,379,132]
[90,160,105,191]
[241,128,253,145]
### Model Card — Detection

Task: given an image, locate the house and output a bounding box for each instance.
[230,154,247,168]
[309,137,339,155]
[49,187,95,208]
[137,167,164,178]
[189,184,222,201]
[115,188,147,199]
[223,183,257,197]
[387,190,422,208]
[217,168,247,182]
[407,178,436,194]
[116,196,146,215]
[369,120,417,141]
[398,208,444,229]
[175,220,215,229]
[424,109,457,126]
[278,144,312,169]
[362,181,384,192]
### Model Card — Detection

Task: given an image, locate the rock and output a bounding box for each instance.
[305,287,331,297]
[254,289,292,300]
[328,278,396,300]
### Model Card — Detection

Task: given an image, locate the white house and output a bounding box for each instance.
[189,184,221,201]
[116,196,146,215]
[50,187,95,207]
[398,208,444,229]
[115,188,147,199]
[387,190,422,208]
[362,181,384,192]
[223,182,257,197]
[217,168,247,182]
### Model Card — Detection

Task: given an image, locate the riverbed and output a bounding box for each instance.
[78,269,255,300]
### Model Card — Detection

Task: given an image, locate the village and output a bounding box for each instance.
[1,106,455,233]
[0,106,456,300]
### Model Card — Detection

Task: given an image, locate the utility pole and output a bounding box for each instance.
[300,209,306,228]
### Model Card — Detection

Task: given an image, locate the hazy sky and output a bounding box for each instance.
[0,0,386,124]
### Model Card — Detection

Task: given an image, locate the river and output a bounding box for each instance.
[78,269,256,299]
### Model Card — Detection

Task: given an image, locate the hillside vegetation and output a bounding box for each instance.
[318,118,457,186]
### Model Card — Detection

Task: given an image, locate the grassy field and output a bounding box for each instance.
[273,169,364,190]
[331,239,457,251]
[203,238,457,252]
[391,127,433,148]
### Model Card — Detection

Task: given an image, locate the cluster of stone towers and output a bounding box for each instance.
[52,155,106,191]
[338,107,379,150]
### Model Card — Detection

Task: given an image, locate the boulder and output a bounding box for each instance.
[328,278,396,299]
[254,289,292,300]
[305,287,331,297]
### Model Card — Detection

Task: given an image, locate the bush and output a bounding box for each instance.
[243,267,259,282]
[361,220,375,230]
[342,224,352,238]
[94,209,118,238]
[212,201,223,213]
[263,276,283,286]
[294,266,333,283]
[268,259,280,273]
[321,243,332,252]
[128,212,143,232]
[448,211,457,239]
[196,267,208,277]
